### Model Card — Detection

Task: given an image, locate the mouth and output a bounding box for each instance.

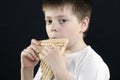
[50,36,63,39]
[52,37,56,39]
[51,37,58,39]
[50,37,67,40]
[49,33,65,39]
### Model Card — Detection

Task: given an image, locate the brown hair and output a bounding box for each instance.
[42,0,92,20]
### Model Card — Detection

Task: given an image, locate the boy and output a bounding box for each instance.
[21,0,110,80]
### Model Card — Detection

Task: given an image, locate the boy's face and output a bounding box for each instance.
[44,5,88,49]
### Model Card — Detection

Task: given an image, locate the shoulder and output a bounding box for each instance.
[77,46,108,71]
[76,46,110,80]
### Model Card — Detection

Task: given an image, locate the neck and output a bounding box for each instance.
[66,38,87,54]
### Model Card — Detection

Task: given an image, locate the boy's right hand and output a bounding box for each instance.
[21,39,41,69]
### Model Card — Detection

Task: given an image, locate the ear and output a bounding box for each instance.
[80,17,90,33]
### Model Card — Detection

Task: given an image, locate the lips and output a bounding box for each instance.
[51,37,58,39]
[49,32,64,39]
[50,32,58,39]
[50,36,62,39]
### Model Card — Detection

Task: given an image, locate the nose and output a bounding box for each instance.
[51,21,59,32]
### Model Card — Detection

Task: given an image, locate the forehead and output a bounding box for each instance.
[43,5,74,18]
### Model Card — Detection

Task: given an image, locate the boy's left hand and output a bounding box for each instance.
[41,44,66,72]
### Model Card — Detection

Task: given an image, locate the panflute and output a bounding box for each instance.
[38,38,69,80]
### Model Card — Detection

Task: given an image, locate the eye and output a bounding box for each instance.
[46,20,52,25]
[59,19,67,24]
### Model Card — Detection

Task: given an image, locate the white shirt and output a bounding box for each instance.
[34,46,110,80]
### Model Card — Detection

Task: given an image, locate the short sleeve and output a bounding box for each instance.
[76,55,110,80]
[33,67,42,80]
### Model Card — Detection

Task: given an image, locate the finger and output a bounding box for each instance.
[22,49,35,61]
[29,44,41,54]
[31,39,40,46]
[54,44,60,49]
[44,46,51,52]
[40,48,50,60]
[51,44,59,51]
[41,49,48,56]
[39,53,45,60]
[26,47,39,60]
[24,49,39,61]
[26,47,34,53]
[51,44,55,49]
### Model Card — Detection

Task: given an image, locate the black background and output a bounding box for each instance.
[1,0,120,80]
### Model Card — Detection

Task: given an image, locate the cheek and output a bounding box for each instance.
[46,27,51,36]
[46,25,52,31]
[60,27,74,37]
[46,26,49,31]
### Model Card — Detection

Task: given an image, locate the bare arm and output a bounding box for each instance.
[21,68,33,80]
[54,67,71,80]
[21,39,40,80]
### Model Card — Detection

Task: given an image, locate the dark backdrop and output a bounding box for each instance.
[1,0,120,80]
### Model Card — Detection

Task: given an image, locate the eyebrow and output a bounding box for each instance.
[57,15,66,17]
[45,16,51,19]
[45,15,67,19]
